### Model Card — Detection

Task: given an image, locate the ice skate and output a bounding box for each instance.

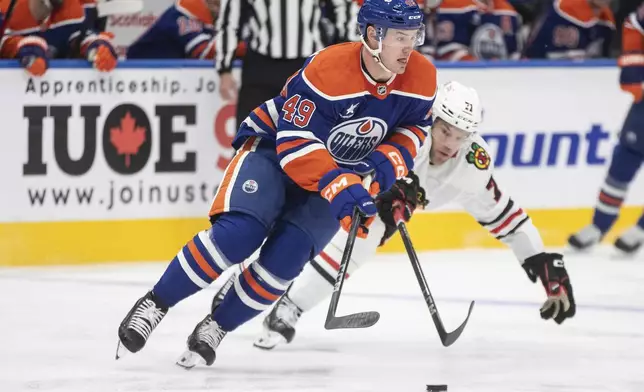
[253,294,302,350]
[614,225,644,254]
[176,314,227,369]
[567,224,602,250]
[116,291,168,359]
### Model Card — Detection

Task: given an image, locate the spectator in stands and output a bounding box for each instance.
[126,0,246,60]
[524,0,615,59]
[427,0,522,61]
[215,0,354,128]
[472,0,523,59]
[0,0,117,76]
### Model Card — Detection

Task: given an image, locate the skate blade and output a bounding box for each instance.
[115,340,130,360]
[176,350,205,370]
[253,331,287,350]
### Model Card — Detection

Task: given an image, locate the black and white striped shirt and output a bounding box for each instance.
[215,0,357,73]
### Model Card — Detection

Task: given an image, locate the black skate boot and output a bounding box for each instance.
[176,314,228,369]
[568,224,602,250]
[116,291,168,359]
[253,294,302,350]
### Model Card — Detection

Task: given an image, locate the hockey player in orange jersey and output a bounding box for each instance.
[0,0,116,76]
[524,0,614,59]
[116,0,440,369]
[128,0,219,59]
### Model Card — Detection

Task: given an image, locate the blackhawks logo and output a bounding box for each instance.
[466,142,490,170]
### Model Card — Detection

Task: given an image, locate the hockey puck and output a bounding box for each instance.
[426,385,447,392]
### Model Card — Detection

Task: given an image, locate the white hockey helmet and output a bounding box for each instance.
[432,81,483,133]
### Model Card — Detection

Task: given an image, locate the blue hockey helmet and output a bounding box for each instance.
[357,0,425,37]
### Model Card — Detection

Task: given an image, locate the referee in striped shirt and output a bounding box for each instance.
[215,0,359,127]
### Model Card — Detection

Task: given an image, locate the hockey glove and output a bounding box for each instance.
[354,143,412,195]
[376,171,428,246]
[16,36,49,77]
[319,168,377,239]
[522,252,576,324]
[84,32,117,72]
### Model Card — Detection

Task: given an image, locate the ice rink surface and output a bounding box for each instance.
[2,247,644,392]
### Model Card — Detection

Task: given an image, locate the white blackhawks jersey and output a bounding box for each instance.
[315,134,546,276]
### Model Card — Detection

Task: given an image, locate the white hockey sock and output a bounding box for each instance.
[286,260,335,312]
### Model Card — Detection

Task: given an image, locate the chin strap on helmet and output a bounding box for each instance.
[360,27,395,75]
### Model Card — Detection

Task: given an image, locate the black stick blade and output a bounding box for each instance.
[439,301,475,347]
[324,311,380,330]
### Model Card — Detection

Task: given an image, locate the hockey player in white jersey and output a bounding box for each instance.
[214,81,577,350]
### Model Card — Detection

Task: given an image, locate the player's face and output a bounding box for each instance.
[380,28,423,74]
[430,119,471,164]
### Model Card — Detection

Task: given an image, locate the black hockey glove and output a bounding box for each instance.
[522,253,576,324]
[376,171,428,246]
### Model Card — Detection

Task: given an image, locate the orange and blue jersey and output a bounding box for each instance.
[471,0,522,60]
[79,0,102,32]
[232,42,437,192]
[127,0,215,59]
[618,6,644,102]
[434,0,479,61]
[524,0,615,59]
[0,0,86,58]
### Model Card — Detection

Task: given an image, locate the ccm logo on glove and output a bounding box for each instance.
[322,174,353,202]
[387,150,406,178]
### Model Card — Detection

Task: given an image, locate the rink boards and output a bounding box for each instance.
[0,60,642,266]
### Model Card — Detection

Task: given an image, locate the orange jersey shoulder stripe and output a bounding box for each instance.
[176,0,213,26]
[622,20,644,53]
[1,0,39,32]
[555,0,613,27]
[489,0,517,14]
[392,51,437,100]
[48,0,85,28]
[440,0,480,11]
[302,43,367,99]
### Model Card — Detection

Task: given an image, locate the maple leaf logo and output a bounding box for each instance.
[110,111,147,168]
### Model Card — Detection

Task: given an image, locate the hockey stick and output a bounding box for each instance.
[393,205,474,347]
[0,0,18,41]
[325,176,380,329]
[325,207,380,329]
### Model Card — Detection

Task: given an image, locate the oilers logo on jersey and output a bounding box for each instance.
[326,117,388,164]
[471,24,508,60]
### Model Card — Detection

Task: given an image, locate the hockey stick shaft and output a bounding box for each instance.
[325,206,361,319]
[394,205,474,347]
[324,176,380,329]
[0,0,19,40]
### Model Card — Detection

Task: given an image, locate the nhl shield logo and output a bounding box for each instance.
[376,85,387,95]
[326,117,387,164]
